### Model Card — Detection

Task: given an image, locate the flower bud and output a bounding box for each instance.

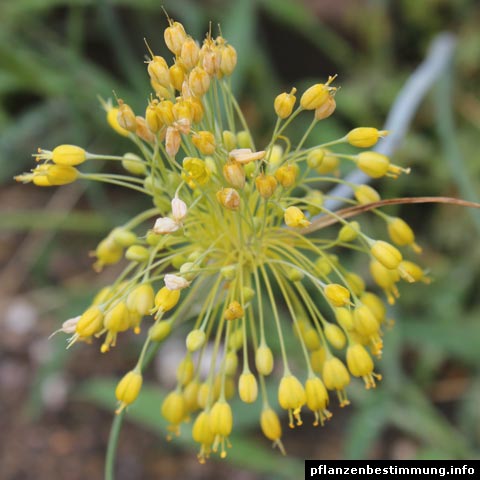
[314,95,336,120]
[220,44,237,76]
[338,221,360,242]
[322,356,350,406]
[238,372,258,403]
[76,306,104,337]
[387,217,421,253]
[155,287,181,312]
[176,356,194,385]
[260,408,285,454]
[149,320,172,342]
[306,148,325,169]
[300,84,330,110]
[356,151,390,178]
[324,323,346,349]
[222,130,237,151]
[278,375,306,427]
[107,106,130,136]
[104,301,130,333]
[147,55,170,87]
[284,206,310,228]
[122,153,147,176]
[346,344,380,389]
[164,21,187,55]
[117,100,136,132]
[192,131,215,155]
[346,127,388,148]
[353,304,379,337]
[223,161,245,189]
[224,301,244,321]
[305,376,331,426]
[216,187,240,210]
[115,370,142,412]
[370,240,402,270]
[274,88,297,119]
[156,100,175,125]
[189,66,210,97]
[236,130,252,149]
[51,145,86,166]
[255,174,278,198]
[186,329,206,352]
[125,245,149,262]
[181,37,200,70]
[161,390,187,437]
[275,164,298,188]
[354,184,381,204]
[335,307,354,331]
[255,344,274,375]
[324,283,350,307]
[45,165,79,185]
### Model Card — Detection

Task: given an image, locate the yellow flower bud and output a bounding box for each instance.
[168,62,186,92]
[156,100,175,126]
[76,306,104,338]
[275,164,298,188]
[127,283,154,316]
[161,390,187,437]
[255,174,278,199]
[260,408,285,454]
[305,189,324,215]
[228,327,244,351]
[335,307,354,331]
[315,256,332,276]
[186,329,206,352]
[284,206,310,228]
[209,400,233,458]
[322,356,350,407]
[370,240,403,270]
[354,184,381,204]
[181,37,200,70]
[221,130,236,151]
[356,151,390,178]
[238,372,258,403]
[155,286,181,312]
[255,344,274,376]
[387,217,421,253]
[315,151,339,174]
[117,100,137,132]
[324,322,346,350]
[266,144,284,167]
[300,83,330,110]
[51,145,86,166]
[360,292,386,323]
[104,301,130,333]
[224,301,244,321]
[145,101,162,133]
[192,410,214,464]
[305,376,331,426]
[148,319,171,342]
[220,44,237,76]
[307,148,325,169]
[164,20,187,55]
[183,380,200,412]
[93,237,123,271]
[147,55,170,87]
[302,328,321,351]
[125,245,150,262]
[310,347,326,374]
[369,259,400,305]
[352,304,379,338]
[176,356,194,386]
[274,88,297,119]
[189,66,211,97]
[223,161,245,189]
[183,157,210,186]
[278,374,306,428]
[324,283,350,307]
[346,343,380,389]
[115,370,143,412]
[398,260,430,283]
[192,131,215,155]
[338,221,360,242]
[346,127,388,148]
[344,272,365,296]
[121,153,147,176]
[44,164,78,185]
[314,95,336,120]
[107,107,130,136]
[236,130,252,149]
[216,187,240,211]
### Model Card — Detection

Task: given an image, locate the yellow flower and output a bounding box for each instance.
[284,206,310,228]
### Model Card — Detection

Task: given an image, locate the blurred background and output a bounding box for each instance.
[1,0,480,478]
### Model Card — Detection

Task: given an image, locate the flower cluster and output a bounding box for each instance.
[17,18,429,462]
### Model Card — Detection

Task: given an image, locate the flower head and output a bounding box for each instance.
[18,17,426,463]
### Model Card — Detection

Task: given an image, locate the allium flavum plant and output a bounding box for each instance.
[17,18,429,463]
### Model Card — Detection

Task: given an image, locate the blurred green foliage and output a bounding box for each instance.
[2,0,480,474]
